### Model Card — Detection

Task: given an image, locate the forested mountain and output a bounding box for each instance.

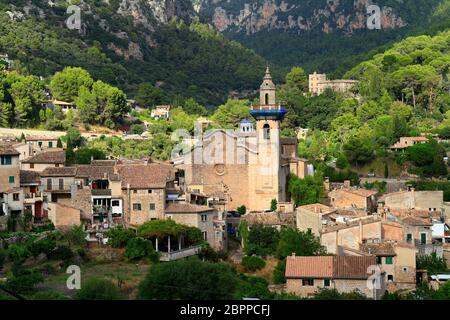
[0,0,448,108]
[0,0,267,107]
[197,0,449,77]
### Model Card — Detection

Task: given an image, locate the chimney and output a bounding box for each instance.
[292,252,296,257]
[344,180,351,188]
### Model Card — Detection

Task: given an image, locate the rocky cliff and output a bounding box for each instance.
[198,0,409,35]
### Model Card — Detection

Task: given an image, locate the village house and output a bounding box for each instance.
[117,163,175,225]
[0,145,23,221]
[320,215,403,254]
[20,170,43,221]
[296,203,336,237]
[25,136,60,154]
[359,242,416,292]
[285,255,380,299]
[151,105,171,119]
[378,189,444,216]
[46,99,77,114]
[21,149,65,172]
[389,137,429,151]
[309,72,358,96]
[165,202,224,251]
[328,187,378,212]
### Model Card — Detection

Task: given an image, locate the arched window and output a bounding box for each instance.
[263,124,270,140]
[265,93,269,105]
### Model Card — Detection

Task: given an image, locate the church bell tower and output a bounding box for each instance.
[248,67,287,211]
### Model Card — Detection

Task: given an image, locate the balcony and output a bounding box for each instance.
[43,183,73,193]
[24,192,43,203]
[159,245,202,262]
[91,189,112,196]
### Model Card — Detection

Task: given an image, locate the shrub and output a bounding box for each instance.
[237,205,246,216]
[184,226,203,246]
[138,258,238,300]
[50,245,74,261]
[64,225,87,248]
[105,226,135,248]
[31,223,55,233]
[234,274,272,300]
[241,256,266,272]
[270,199,278,212]
[76,278,122,300]
[124,237,159,262]
[7,244,30,264]
[6,267,44,294]
[30,291,70,300]
[28,238,57,258]
[273,259,286,284]
[0,250,6,270]
[130,124,145,135]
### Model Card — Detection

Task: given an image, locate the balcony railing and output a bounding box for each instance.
[91,189,112,196]
[159,245,201,262]
[24,192,42,199]
[43,183,74,192]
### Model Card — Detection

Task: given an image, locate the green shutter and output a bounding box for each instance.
[385,256,393,265]
[9,176,14,184]
[421,233,426,244]
[407,234,412,241]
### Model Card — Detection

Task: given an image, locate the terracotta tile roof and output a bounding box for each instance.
[286,256,334,278]
[360,243,396,256]
[41,167,77,177]
[76,165,115,180]
[165,202,214,214]
[298,203,334,214]
[22,149,65,164]
[0,144,20,156]
[402,216,433,226]
[386,208,440,219]
[329,188,377,198]
[91,160,117,166]
[117,163,174,189]
[334,256,376,279]
[25,136,59,141]
[20,170,41,185]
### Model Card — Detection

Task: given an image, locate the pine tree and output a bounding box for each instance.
[0,102,12,127]
[384,162,389,178]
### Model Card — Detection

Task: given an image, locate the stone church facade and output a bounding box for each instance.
[175,68,301,211]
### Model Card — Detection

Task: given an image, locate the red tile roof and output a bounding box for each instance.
[286,256,376,280]
[286,256,333,278]
[22,149,65,164]
[334,256,376,279]
[41,167,77,177]
[165,202,214,214]
[20,170,41,185]
[0,144,20,156]
[117,163,174,189]
[402,217,433,226]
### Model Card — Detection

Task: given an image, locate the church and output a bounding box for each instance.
[174,68,305,212]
